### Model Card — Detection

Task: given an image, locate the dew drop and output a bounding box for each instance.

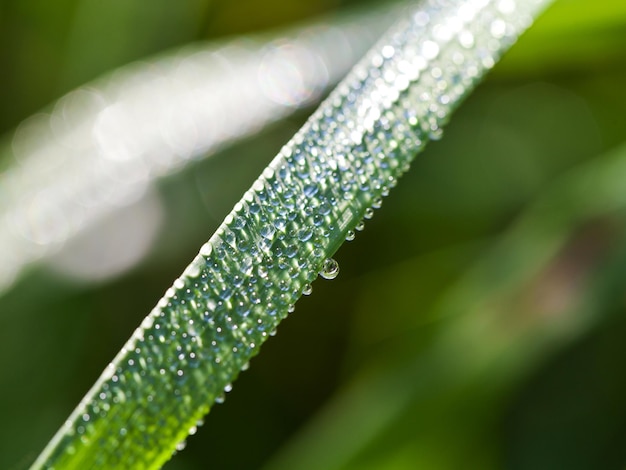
[364,208,374,219]
[219,287,232,300]
[318,201,332,215]
[176,441,187,451]
[303,184,319,197]
[298,227,313,242]
[235,301,250,316]
[200,243,213,257]
[346,230,356,241]
[287,304,295,313]
[302,283,313,296]
[312,214,324,226]
[260,224,275,239]
[429,127,443,141]
[421,40,440,60]
[285,243,298,258]
[355,220,365,231]
[320,258,340,280]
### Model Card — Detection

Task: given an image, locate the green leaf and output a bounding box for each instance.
[31,0,553,468]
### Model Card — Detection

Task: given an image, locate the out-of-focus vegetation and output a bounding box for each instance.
[1,0,626,469]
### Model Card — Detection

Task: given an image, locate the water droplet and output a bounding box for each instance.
[346,230,356,241]
[312,214,324,226]
[318,201,331,215]
[320,258,339,280]
[421,40,440,60]
[429,127,443,140]
[364,208,374,219]
[355,220,365,231]
[260,224,275,239]
[235,301,250,316]
[302,283,313,296]
[298,227,313,242]
[303,184,319,197]
[200,243,213,257]
[249,202,261,214]
[176,441,187,451]
[219,287,232,300]
[287,304,295,313]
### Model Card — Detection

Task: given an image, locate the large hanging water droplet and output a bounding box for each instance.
[320,258,339,280]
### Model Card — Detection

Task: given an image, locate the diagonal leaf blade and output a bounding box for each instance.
[32,0,552,468]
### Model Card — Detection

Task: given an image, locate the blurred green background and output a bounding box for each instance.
[2,0,626,468]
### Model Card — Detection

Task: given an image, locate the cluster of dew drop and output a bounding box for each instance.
[35,0,548,467]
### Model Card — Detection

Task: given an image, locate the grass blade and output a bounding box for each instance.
[32,0,552,467]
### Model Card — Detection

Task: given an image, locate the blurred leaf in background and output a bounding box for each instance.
[1,0,626,469]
